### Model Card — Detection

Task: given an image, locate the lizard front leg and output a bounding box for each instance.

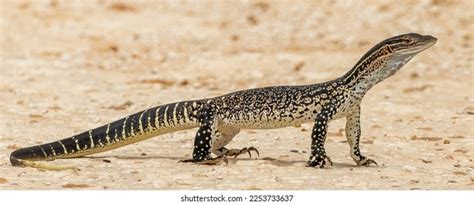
[307,107,333,168]
[345,106,378,167]
[180,105,227,165]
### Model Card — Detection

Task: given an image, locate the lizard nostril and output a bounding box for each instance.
[424,35,438,42]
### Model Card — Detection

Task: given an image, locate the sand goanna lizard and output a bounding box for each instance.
[10,33,437,170]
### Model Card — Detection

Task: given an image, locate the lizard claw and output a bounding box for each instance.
[357,157,378,167]
[307,156,332,168]
[233,147,260,158]
[224,147,259,158]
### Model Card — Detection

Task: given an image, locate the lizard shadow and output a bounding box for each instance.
[82,155,356,168]
[253,157,356,168]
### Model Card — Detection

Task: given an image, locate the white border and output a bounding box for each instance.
[0,190,472,205]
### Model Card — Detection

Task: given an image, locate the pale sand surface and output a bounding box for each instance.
[0,1,473,189]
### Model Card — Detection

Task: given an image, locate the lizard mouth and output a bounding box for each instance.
[423,35,437,47]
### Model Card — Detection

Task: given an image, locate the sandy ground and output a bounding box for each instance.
[0,0,473,190]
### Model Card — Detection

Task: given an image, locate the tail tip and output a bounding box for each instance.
[10,150,24,166]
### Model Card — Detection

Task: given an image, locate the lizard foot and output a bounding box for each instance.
[306,155,333,168]
[356,157,378,167]
[224,147,260,158]
[179,155,228,165]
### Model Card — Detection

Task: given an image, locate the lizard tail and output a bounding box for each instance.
[10,100,203,168]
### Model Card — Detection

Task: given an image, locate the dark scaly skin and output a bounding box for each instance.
[10,33,437,170]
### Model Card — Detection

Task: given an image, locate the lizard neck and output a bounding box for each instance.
[339,45,416,96]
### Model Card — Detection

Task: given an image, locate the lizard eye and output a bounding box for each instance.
[402,39,413,44]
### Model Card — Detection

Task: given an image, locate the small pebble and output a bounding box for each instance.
[462,107,474,115]
[410,180,420,184]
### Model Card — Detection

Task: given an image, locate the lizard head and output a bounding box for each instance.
[377,33,437,78]
[342,33,437,92]
[386,33,437,55]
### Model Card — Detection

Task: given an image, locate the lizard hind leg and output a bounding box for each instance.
[179,105,228,165]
